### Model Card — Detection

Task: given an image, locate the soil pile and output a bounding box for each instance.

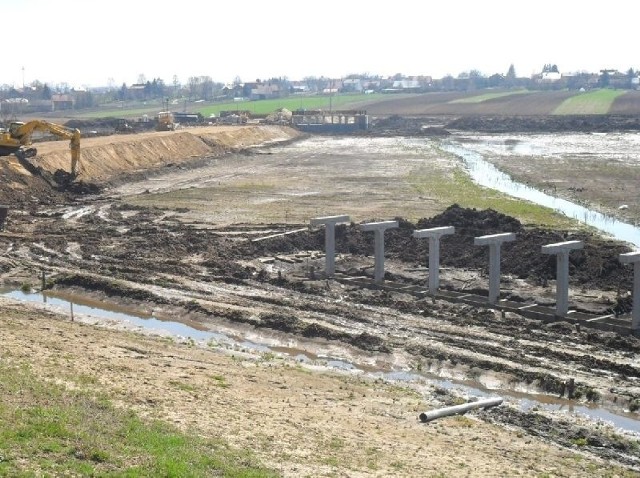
[446,115,640,133]
[239,205,634,292]
[35,125,301,182]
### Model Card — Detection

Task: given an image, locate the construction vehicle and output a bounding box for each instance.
[115,118,135,133]
[0,120,81,179]
[156,111,176,131]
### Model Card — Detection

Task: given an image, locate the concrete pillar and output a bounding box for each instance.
[413,226,455,295]
[619,251,640,331]
[541,240,584,316]
[310,215,350,277]
[474,232,516,304]
[0,205,8,231]
[360,221,399,284]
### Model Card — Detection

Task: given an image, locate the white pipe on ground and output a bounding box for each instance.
[419,397,503,423]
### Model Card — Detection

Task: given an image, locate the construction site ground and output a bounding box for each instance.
[1,122,640,477]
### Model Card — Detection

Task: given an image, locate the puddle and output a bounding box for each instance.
[3,288,639,434]
[443,141,640,248]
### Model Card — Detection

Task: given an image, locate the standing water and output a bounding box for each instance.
[442,134,640,248]
[3,288,639,435]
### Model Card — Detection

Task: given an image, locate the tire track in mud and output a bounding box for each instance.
[4,201,640,469]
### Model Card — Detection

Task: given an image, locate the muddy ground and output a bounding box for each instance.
[1,123,640,476]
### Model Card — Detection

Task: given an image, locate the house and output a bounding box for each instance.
[540,71,562,82]
[128,83,147,100]
[289,81,310,93]
[51,94,74,111]
[247,82,281,100]
[341,79,364,93]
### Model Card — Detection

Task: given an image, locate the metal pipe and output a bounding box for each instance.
[419,397,503,423]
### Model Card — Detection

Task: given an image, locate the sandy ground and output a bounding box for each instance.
[1,299,632,477]
[1,125,640,477]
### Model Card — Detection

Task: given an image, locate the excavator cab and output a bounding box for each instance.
[9,122,26,137]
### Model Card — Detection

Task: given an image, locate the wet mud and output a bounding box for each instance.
[2,135,640,470]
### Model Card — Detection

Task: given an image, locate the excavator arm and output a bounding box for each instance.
[4,120,81,177]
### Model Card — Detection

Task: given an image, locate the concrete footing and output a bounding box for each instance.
[310,215,350,278]
[619,251,640,331]
[360,221,399,284]
[541,240,584,316]
[474,233,516,304]
[0,205,8,231]
[413,226,455,295]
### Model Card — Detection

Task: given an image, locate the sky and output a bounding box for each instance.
[2,0,639,89]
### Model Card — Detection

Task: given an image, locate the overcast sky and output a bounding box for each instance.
[3,0,638,89]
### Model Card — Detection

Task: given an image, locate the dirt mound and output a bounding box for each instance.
[34,125,301,183]
[252,205,633,291]
[0,125,301,205]
[445,115,640,133]
[0,156,71,207]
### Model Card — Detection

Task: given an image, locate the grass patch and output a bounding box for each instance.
[0,363,275,477]
[552,89,627,115]
[449,90,531,104]
[211,375,230,388]
[408,163,579,229]
[59,93,383,120]
[196,93,386,117]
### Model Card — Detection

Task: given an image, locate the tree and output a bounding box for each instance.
[599,70,610,88]
[187,76,200,101]
[200,76,213,101]
[41,83,51,100]
[118,83,128,101]
[441,75,455,91]
[172,75,180,94]
[506,64,516,87]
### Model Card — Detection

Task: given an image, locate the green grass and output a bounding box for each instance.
[62,93,382,121]
[449,90,531,104]
[195,93,385,117]
[0,363,276,477]
[552,89,627,115]
[408,162,579,229]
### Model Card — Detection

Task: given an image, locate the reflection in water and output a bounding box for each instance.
[443,142,640,248]
[3,287,639,435]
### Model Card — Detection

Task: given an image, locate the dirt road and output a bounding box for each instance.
[1,125,640,476]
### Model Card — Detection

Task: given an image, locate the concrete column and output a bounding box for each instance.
[310,215,350,278]
[474,232,516,304]
[541,240,584,316]
[619,251,640,331]
[413,226,455,295]
[0,205,8,231]
[360,221,399,284]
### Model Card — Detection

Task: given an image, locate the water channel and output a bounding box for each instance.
[442,134,640,248]
[4,288,639,436]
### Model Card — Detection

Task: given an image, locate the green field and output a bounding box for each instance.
[195,93,385,117]
[46,88,640,121]
[60,94,383,120]
[552,89,627,114]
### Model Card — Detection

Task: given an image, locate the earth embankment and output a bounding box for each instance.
[0,125,302,206]
[37,125,303,182]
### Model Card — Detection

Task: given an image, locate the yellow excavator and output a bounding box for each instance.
[0,120,81,179]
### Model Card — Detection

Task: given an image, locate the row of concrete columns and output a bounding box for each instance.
[311,216,640,329]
